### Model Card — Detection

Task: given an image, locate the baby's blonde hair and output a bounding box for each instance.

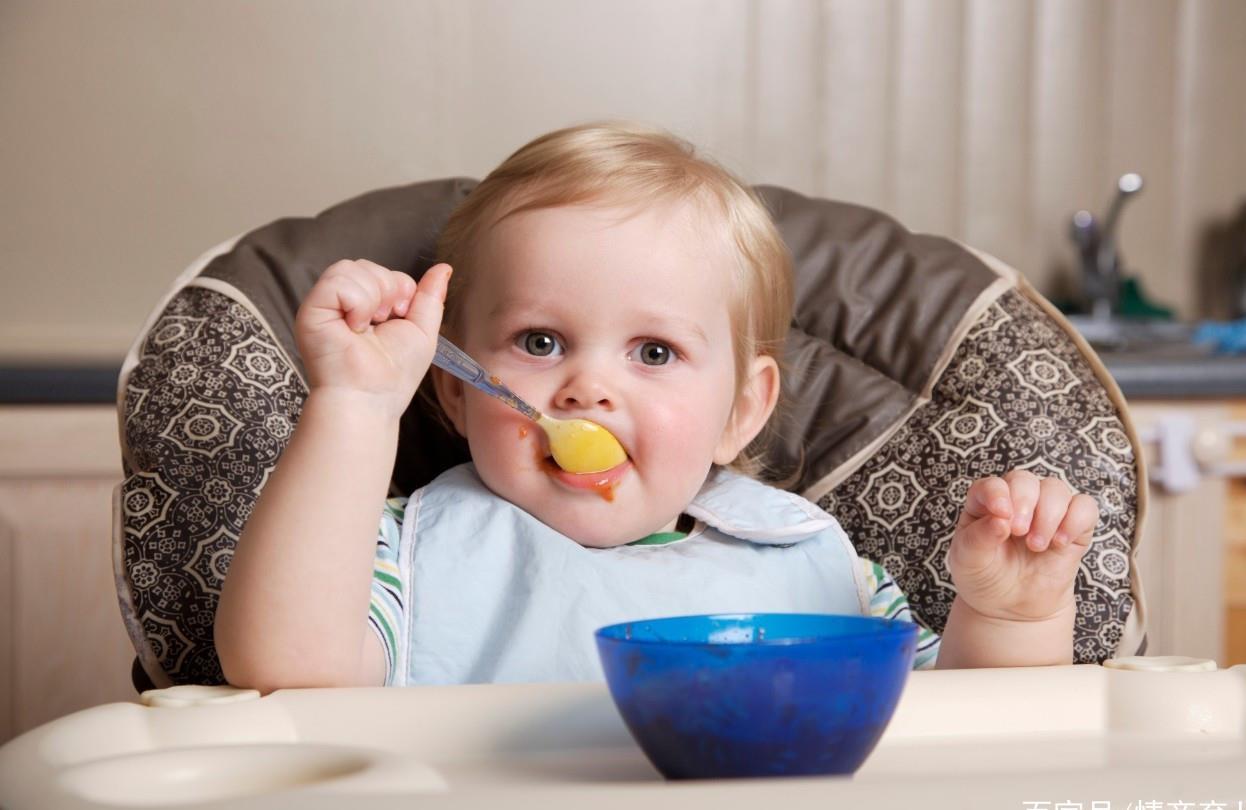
[435,122,793,476]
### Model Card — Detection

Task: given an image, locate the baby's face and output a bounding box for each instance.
[438,200,743,547]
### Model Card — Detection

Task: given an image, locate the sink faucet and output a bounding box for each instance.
[1069,173,1144,321]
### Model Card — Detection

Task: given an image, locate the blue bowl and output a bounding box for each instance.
[595,613,917,779]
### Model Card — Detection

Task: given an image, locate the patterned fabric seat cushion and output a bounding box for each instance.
[118,286,308,686]
[817,289,1141,663]
[115,181,1146,687]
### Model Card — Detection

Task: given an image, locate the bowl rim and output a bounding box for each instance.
[594,612,919,648]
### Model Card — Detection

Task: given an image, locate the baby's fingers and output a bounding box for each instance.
[1003,470,1041,536]
[391,273,417,317]
[310,260,392,332]
[1026,478,1073,552]
[955,478,1018,571]
[353,259,413,323]
[331,275,378,333]
[1050,493,1099,553]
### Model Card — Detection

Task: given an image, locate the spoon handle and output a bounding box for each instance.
[431,335,541,422]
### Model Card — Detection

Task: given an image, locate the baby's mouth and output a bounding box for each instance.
[540,455,632,500]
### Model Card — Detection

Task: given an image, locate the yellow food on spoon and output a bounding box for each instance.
[538,416,627,474]
[427,336,627,475]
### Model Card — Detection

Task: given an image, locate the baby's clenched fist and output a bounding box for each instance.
[295,260,452,416]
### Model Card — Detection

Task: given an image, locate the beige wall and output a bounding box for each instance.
[2,0,1244,362]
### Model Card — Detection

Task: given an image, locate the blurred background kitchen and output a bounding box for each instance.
[1,0,1244,744]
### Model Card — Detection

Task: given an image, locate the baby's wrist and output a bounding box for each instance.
[304,386,410,426]
[940,596,1076,668]
[954,594,1076,626]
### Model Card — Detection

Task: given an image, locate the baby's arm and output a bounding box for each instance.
[214,260,451,692]
[936,471,1099,668]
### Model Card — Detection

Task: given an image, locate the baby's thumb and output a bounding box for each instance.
[405,263,452,335]
[954,514,1011,568]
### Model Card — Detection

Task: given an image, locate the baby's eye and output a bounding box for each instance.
[631,341,674,366]
[518,331,563,357]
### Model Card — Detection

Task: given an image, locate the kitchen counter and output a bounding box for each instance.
[1100,354,1246,399]
[0,365,120,404]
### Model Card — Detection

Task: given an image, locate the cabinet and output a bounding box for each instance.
[1126,400,1246,665]
[1225,403,1246,664]
[0,406,134,745]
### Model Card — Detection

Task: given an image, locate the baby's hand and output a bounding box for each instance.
[295,260,452,415]
[947,470,1099,622]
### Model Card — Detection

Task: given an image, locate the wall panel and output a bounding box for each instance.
[1174,0,1246,319]
[2,0,1245,360]
[960,0,1035,275]
[819,0,897,212]
[892,0,965,237]
[754,0,824,196]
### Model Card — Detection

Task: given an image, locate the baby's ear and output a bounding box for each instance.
[430,368,468,437]
[713,355,780,466]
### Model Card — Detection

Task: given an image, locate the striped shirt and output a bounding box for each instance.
[370,497,941,683]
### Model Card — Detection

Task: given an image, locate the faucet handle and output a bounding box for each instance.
[1070,209,1097,251]
[1118,172,1143,194]
[1101,173,1144,239]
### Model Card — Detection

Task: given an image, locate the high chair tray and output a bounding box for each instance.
[2,664,1244,809]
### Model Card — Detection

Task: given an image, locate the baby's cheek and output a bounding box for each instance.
[636,400,724,460]
[464,405,535,477]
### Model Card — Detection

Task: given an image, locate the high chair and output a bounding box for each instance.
[111,179,1147,689]
[4,181,1242,810]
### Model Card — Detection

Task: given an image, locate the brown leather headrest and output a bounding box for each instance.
[201,179,998,494]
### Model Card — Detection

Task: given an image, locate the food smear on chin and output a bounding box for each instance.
[539,457,621,503]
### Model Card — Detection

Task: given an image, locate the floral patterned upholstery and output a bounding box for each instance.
[118,286,306,686]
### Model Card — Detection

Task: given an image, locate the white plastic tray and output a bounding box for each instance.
[2,663,1244,809]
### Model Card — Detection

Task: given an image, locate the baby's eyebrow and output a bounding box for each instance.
[488,297,548,320]
[632,312,709,345]
[656,319,708,344]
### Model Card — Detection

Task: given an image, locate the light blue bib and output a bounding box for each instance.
[390,463,869,686]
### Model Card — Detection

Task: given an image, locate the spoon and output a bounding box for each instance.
[432,335,628,475]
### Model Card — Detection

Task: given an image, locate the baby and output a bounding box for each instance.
[215,123,1100,692]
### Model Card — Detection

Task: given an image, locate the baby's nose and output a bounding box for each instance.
[553,370,615,412]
